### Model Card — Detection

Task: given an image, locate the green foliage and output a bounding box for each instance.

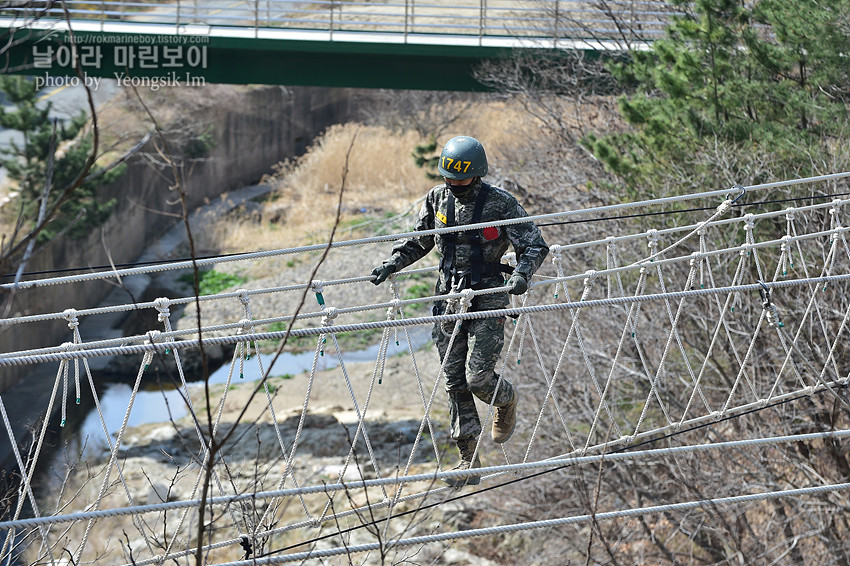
[178,269,246,295]
[411,136,441,181]
[183,125,217,159]
[403,282,432,312]
[583,0,850,195]
[0,76,125,242]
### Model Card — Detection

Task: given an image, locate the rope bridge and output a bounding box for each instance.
[3,171,850,564]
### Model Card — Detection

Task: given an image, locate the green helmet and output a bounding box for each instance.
[437,136,488,180]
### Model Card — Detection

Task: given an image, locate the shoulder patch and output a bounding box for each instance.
[436,211,448,224]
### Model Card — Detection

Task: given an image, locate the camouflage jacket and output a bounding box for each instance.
[386,182,549,302]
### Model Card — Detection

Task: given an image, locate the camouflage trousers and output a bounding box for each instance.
[432,313,515,441]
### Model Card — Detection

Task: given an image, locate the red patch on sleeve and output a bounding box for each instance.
[482,227,500,241]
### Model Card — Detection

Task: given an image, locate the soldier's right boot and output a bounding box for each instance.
[442,437,481,488]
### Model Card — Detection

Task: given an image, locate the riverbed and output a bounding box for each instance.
[74,325,432,455]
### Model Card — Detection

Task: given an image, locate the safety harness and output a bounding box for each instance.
[439,183,514,291]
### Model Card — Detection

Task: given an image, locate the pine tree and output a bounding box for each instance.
[0,76,122,242]
[411,136,441,181]
[582,0,850,194]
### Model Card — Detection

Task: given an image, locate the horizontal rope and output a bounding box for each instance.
[2,216,846,351]
[4,171,847,292]
[7,190,847,281]
[2,193,846,330]
[3,271,849,366]
[4,428,848,532]
[554,197,850,253]
[213,481,850,565]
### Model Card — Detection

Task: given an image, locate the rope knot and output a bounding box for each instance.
[153,297,171,322]
[503,252,517,267]
[238,318,254,333]
[387,298,402,319]
[716,199,732,215]
[321,307,339,326]
[61,341,76,352]
[743,213,755,231]
[550,244,564,264]
[785,208,796,221]
[459,289,474,310]
[646,237,659,257]
[310,280,324,294]
[146,330,162,345]
[237,289,250,307]
[62,309,79,330]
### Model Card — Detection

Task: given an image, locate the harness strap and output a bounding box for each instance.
[439,194,457,284]
[469,184,490,286]
[439,183,512,291]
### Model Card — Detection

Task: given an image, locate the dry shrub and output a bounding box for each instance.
[273,123,427,218]
[198,98,541,253]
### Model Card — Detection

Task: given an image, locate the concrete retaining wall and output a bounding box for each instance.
[0,85,369,392]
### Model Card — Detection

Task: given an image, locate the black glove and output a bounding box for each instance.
[371,263,396,285]
[507,273,528,295]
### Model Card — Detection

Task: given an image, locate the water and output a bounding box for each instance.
[76,326,432,452]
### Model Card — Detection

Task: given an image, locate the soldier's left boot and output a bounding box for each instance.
[491,388,518,444]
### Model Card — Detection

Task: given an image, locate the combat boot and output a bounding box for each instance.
[443,437,481,488]
[491,388,518,443]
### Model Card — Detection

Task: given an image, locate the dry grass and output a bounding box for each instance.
[194,99,537,254]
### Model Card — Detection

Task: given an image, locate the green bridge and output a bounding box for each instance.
[0,1,674,90]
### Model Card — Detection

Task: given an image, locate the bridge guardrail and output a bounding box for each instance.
[4,0,678,41]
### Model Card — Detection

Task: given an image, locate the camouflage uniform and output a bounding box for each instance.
[382,180,549,441]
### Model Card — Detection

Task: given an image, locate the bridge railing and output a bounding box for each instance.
[6,0,678,41]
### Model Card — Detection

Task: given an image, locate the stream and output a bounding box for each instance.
[75,326,432,454]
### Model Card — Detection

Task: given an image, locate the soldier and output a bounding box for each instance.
[370,136,549,487]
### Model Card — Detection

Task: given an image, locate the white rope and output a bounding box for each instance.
[5,270,850,367]
[0,397,57,566]
[519,297,577,459]
[0,360,64,560]
[3,196,848,336]
[121,422,850,566]
[4,222,848,361]
[72,351,153,564]
[2,218,847,359]
[6,174,850,565]
[210,481,850,566]
[7,427,850,532]
[3,172,848,293]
